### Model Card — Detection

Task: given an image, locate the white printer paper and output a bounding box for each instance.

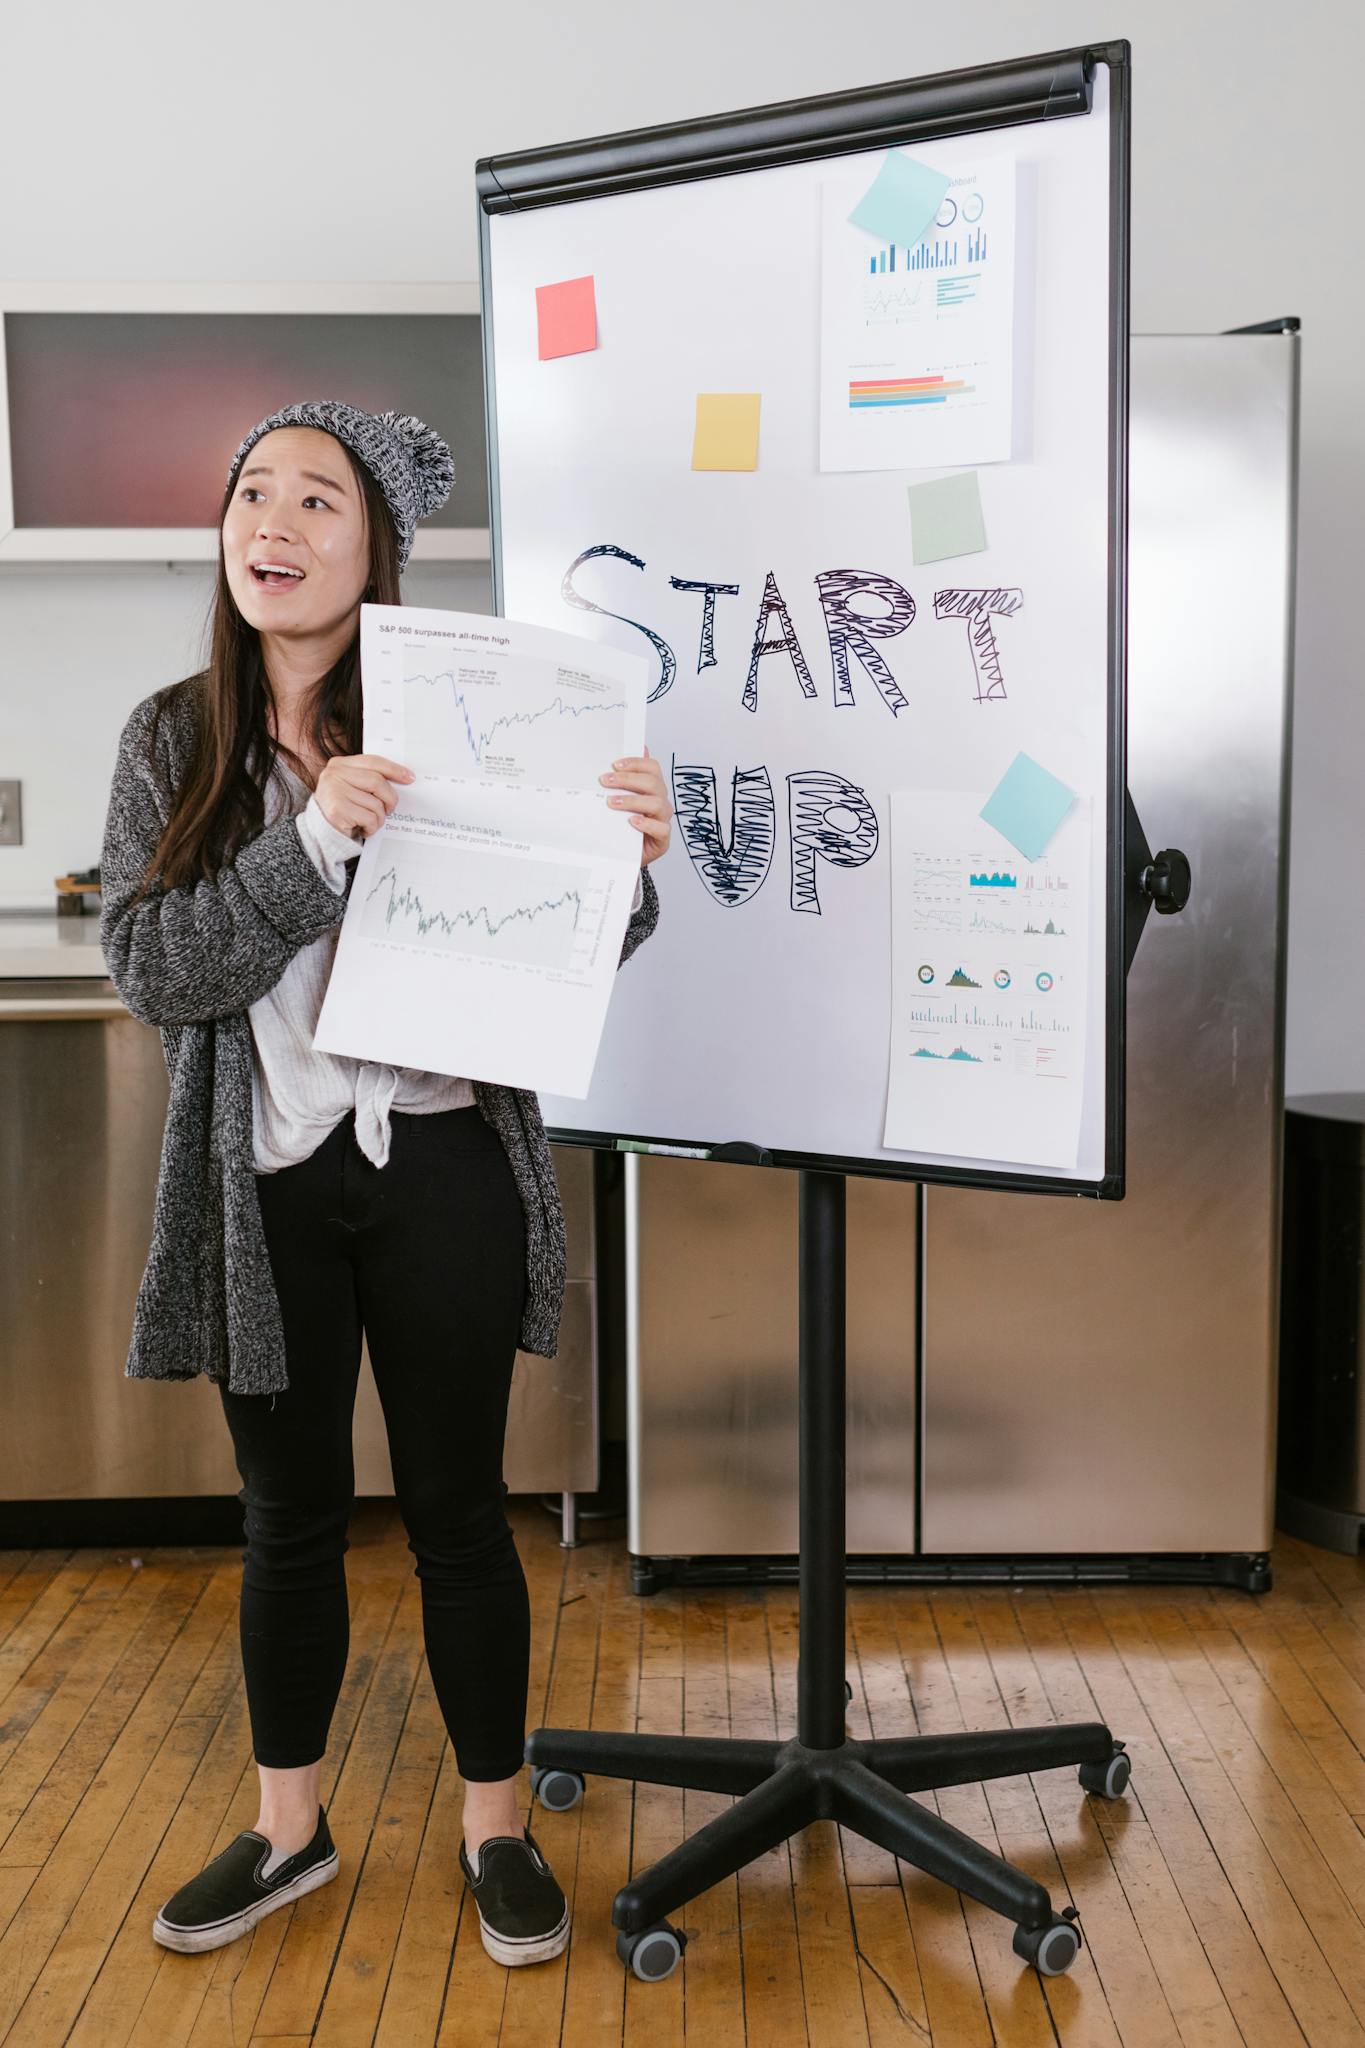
[312,603,647,1097]
[883,789,1091,1167]
[819,152,1017,473]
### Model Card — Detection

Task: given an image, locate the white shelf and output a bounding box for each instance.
[0,527,491,564]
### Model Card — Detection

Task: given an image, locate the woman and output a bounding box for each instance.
[97,398,668,1967]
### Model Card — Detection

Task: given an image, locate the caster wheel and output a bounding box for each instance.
[1079,1750,1131,1799]
[1013,1910,1082,1977]
[844,1679,854,1705]
[617,1921,687,1981]
[531,1766,585,1812]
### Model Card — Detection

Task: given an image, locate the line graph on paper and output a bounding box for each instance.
[402,648,628,788]
[358,845,601,971]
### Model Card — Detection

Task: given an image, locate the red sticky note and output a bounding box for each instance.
[536,275,597,360]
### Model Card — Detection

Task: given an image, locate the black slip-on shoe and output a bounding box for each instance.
[458,1826,570,1967]
[152,1803,339,1953]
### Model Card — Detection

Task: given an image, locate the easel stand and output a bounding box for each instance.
[526,1169,1133,1983]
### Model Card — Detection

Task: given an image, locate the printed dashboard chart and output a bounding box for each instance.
[884,790,1091,1167]
[821,150,1017,470]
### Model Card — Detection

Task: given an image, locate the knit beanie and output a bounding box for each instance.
[224,399,456,572]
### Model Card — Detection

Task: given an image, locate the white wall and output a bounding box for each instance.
[0,0,1355,1093]
[0,560,491,917]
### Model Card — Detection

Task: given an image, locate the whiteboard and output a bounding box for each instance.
[478,45,1128,1195]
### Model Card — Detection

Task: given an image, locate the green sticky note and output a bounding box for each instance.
[848,150,951,251]
[907,471,987,564]
[979,753,1078,862]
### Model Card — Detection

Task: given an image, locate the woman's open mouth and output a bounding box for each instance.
[250,562,307,591]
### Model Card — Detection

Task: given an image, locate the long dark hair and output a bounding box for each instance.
[128,438,402,903]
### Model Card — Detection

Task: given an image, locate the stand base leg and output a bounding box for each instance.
[527,1727,783,1796]
[836,1757,1051,1927]
[525,1722,1127,1950]
[613,1761,814,1929]
[866,1722,1114,1793]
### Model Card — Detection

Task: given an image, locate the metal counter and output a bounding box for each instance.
[0,975,598,1510]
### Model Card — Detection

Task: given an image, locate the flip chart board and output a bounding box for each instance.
[476,42,1130,1195]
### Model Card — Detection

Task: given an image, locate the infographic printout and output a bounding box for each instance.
[883,790,1091,1167]
[312,604,647,1096]
[820,152,1017,472]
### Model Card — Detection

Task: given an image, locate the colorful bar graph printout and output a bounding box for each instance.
[536,275,597,360]
[821,152,1016,471]
[849,376,975,410]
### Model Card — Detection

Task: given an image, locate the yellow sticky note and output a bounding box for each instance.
[692,393,761,471]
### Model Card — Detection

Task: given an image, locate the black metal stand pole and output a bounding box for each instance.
[524,1167,1128,1983]
[799,1168,846,1753]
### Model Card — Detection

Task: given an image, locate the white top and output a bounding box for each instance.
[248,755,643,1174]
[248,755,473,1172]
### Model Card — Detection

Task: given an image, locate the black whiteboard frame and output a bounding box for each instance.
[476,40,1131,1201]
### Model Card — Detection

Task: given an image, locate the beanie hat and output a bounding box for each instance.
[224,399,456,572]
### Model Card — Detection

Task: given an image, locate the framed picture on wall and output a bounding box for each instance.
[0,281,490,562]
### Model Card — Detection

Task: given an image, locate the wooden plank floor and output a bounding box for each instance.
[0,1505,1362,2046]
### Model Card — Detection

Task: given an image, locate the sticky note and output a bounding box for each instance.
[536,275,597,360]
[979,753,1078,862]
[692,393,761,471]
[848,150,951,251]
[907,471,987,564]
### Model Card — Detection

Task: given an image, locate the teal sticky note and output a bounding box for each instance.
[980,753,1078,861]
[908,471,987,564]
[848,150,951,251]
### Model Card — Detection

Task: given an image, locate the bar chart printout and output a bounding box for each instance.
[883,789,1092,1168]
[820,151,1017,471]
[312,603,648,1096]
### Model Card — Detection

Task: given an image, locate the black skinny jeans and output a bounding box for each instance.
[217,1102,530,1779]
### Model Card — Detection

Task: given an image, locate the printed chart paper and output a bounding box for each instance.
[820,152,1017,472]
[312,604,647,1097]
[884,790,1091,1168]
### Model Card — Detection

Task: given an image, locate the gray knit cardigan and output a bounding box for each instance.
[99,673,660,1397]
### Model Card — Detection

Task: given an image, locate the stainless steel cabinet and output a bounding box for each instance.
[0,980,598,1504]
[628,330,1296,1578]
[627,1155,918,1562]
[920,332,1292,1560]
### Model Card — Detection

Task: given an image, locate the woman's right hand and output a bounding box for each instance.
[313,754,416,839]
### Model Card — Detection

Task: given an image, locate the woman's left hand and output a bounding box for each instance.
[600,746,672,868]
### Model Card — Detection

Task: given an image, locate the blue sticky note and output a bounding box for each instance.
[848,150,951,252]
[979,753,1077,861]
